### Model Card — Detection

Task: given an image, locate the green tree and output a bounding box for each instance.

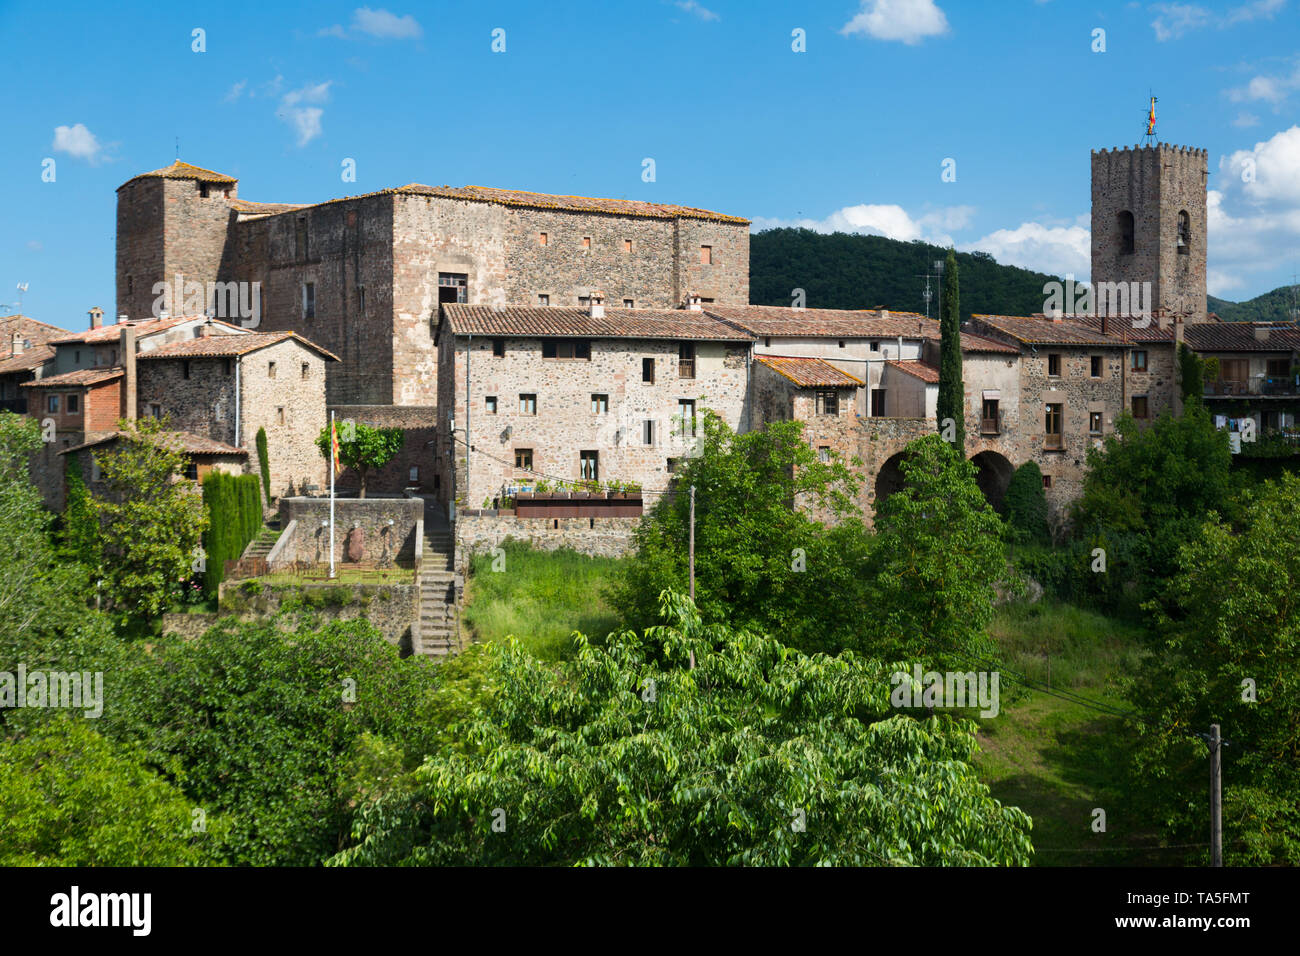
[332,592,1034,867]
[869,434,1006,666]
[1003,461,1051,546]
[608,411,873,654]
[316,422,405,498]
[1125,474,1300,864]
[936,248,966,453]
[1178,342,1218,407]
[0,717,220,866]
[255,426,272,502]
[60,456,102,568]
[105,614,446,866]
[92,417,208,623]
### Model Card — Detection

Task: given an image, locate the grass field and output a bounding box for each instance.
[461,541,624,660]
[975,600,1169,865]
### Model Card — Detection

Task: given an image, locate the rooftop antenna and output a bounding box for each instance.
[175,136,180,160]
[15,282,28,312]
[1142,93,1158,146]
[915,258,946,320]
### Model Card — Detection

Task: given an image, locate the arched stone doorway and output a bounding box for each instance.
[970,450,1015,513]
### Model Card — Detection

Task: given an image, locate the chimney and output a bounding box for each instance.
[120,326,137,421]
[1100,313,1108,336]
[1254,324,1270,343]
[88,306,104,330]
[684,291,702,311]
[10,332,23,356]
[199,318,213,338]
[881,309,890,320]
[118,314,129,325]
[589,290,605,319]
[155,310,168,322]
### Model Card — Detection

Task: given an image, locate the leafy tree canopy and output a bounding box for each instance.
[315,422,405,498]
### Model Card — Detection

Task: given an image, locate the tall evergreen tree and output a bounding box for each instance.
[936,248,966,453]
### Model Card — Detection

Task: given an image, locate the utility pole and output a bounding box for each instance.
[688,484,696,670]
[1210,723,1223,867]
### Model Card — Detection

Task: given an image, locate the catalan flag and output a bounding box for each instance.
[1147,97,1157,136]
[331,419,342,475]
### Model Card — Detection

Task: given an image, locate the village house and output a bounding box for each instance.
[1184,321,1300,437]
[0,313,67,412]
[60,430,248,496]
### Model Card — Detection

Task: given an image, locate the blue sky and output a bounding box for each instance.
[2,0,1298,331]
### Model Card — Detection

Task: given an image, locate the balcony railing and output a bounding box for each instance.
[980,413,1003,435]
[678,358,695,379]
[1206,377,1299,397]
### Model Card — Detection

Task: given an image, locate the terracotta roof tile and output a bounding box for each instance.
[972,314,1132,347]
[756,355,864,388]
[118,160,237,190]
[60,430,247,457]
[960,332,1020,354]
[441,305,754,341]
[139,330,340,361]
[21,367,124,388]
[0,345,54,375]
[706,305,933,338]
[1183,322,1300,352]
[228,198,310,216]
[887,360,941,384]
[1071,314,1176,343]
[49,315,226,346]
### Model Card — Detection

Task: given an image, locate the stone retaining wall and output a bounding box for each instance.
[455,512,639,573]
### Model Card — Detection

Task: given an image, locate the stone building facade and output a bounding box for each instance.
[437,302,753,509]
[136,332,337,497]
[116,161,750,407]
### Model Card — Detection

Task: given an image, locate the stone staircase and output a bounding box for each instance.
[415,512,461,657]
[241,528,280,562]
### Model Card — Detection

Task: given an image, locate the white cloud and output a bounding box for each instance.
[963,221,1092,280]
[26,240,42,252]
[51,123,103,163]
[750,202,972,246]
[1150,3,1211,41]
[1223,0,1287,26]
[674,1,720,20]
[1234,112,1261,127]
[224,79,247,102]
[1227,58,1300,106]
[352,7,422,39]
[317,24,348,39]
[1207,126,1300,293]
[840,0,949,45]
[278,82,332,146]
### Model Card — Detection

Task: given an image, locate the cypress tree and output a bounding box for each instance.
[936,247,966,453]
[255,427,272,502]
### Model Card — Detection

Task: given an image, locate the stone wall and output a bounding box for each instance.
[455,512,640,574]
[217,578,419,651]
[277,495,422,566]
[442,333,750,508]
[1124,342,1177,421]
[329,404,437,495]
[238,338,330,497]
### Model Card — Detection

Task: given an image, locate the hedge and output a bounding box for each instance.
[202,472,264,597]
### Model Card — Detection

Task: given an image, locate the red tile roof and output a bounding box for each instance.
[118,160,237,190]
[228,198,309,216]
[1183,322,1300,352]
[887,360,941,384]
[0,345,54,375]
[139,330,340,361]
[21,367,124,388]
[1072,315,1176,343]
[972,314,1132,347]
[706,305,933,338]
[60,430,247,457]
[49,315,221,346]
[756,355,864,388]
[390,183,747,224]
[960,332,1020,354]
[441,305,754,341]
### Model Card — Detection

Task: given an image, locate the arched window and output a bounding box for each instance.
[1177,210,1191,255]
[1118,211,1135,255]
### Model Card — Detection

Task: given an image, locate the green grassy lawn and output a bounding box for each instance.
[975,600,1169,865]
[461,541,624,661]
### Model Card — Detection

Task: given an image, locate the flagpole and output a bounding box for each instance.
[329,409,336,580]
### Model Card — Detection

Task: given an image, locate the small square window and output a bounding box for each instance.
[642,357,655,383]
[869,340,880,352]
[538,294,549,307]
[623,239,632,253]
[838,340,845,348]
[492,338,505,357]
[515,448,533,470]
[149,403,162,418]
[538,232,548,246]
[199,182,210,198]
[678,399,696,436]
[301,362,310,379]
[268,360,277,378]
[1132,395,1149,419]
[700,245,713,265]
[276,406,285,425]
[47,395,59,413]
[580,450,599,481]
[485,396,498,414]
[519,393,537,415]
[65,394,79,413]
[1042,474,1053,489]
[185,462,198,480]
[582,236,591,249]
[1048,354,1062,377]
[409,466,420,483]
[816,390,839,416]
[1131,350,1148,371]
[1090,355,1102,377]
[643,420,654,445]
[818,446,831,462]
[666,457,678,474]
[1089,411,1103,434]
[623,298,634,308]
[592,394,609,414]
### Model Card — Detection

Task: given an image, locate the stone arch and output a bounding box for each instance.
[970,450,1015,513]
[874,451,911,507]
